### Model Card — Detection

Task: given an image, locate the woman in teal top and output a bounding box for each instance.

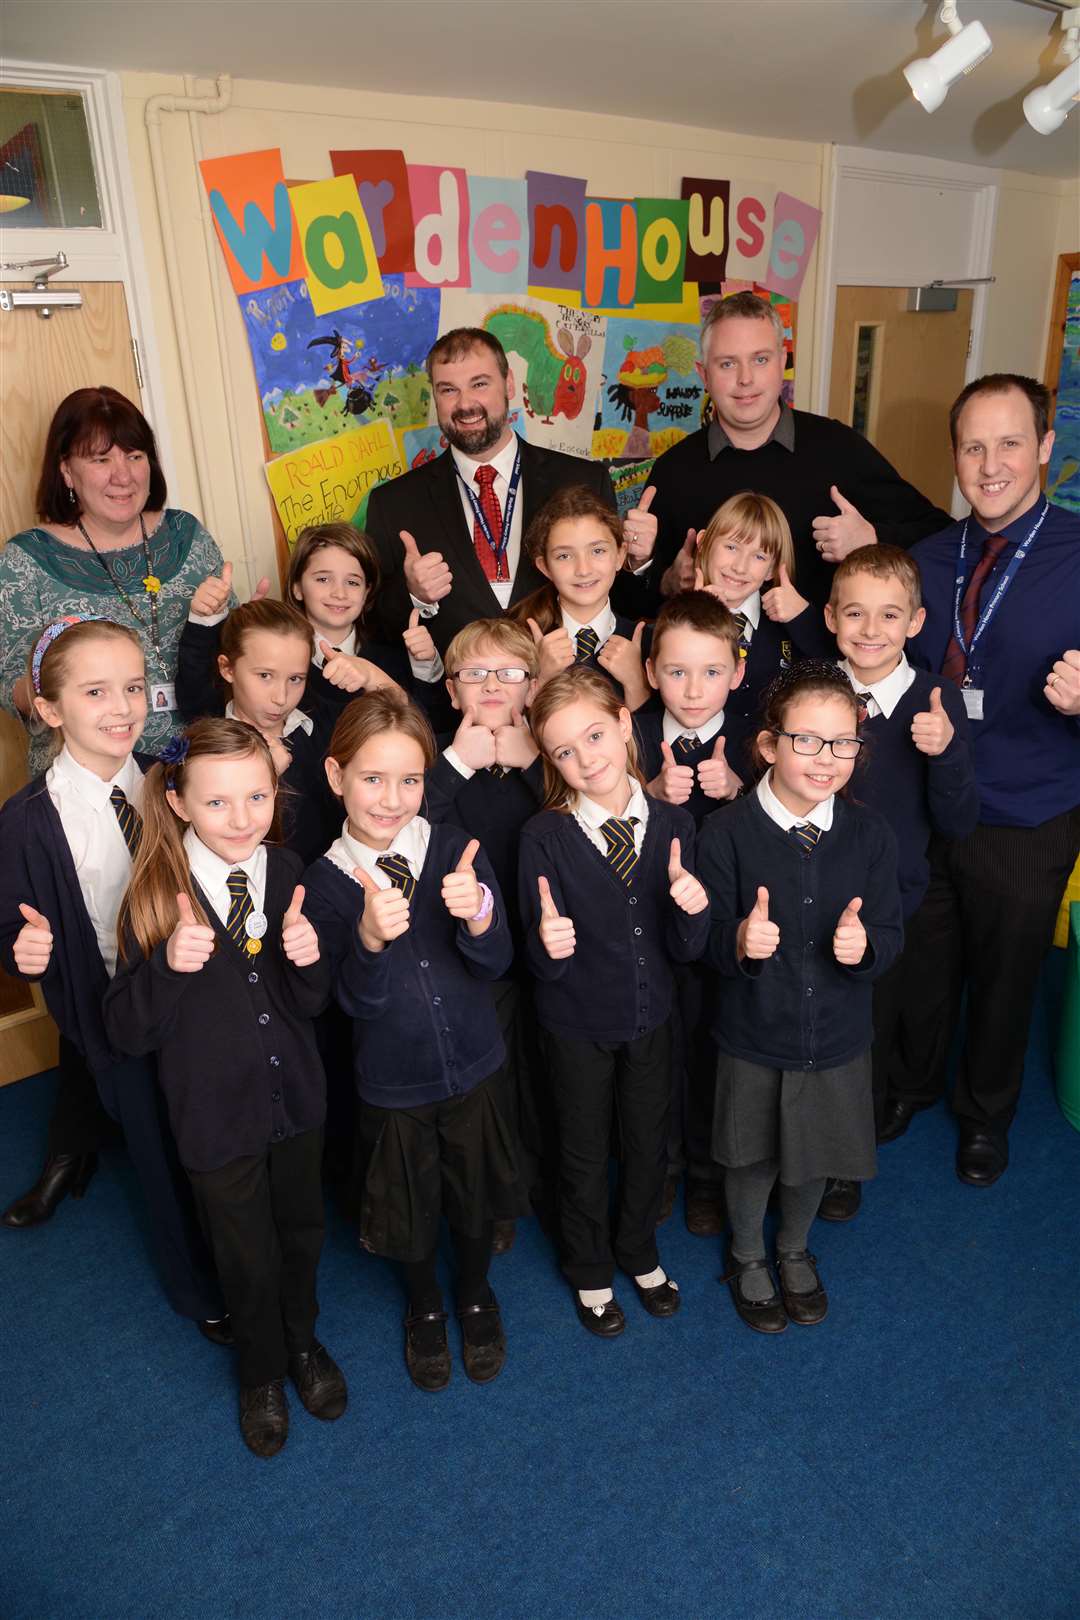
[0,386,234,776]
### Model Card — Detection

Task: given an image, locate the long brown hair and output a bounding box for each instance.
[528,665,645,812]
[27,618,144,764]
[510,485,626,636]
[118,718,281,961]
[326,688,436,775]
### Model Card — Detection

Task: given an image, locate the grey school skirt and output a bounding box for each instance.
[712,1050,877,1184]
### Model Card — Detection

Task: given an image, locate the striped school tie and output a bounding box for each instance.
[674,733,700,756]
[790,822,821,855]
[575,626,600,662]
[733,612,751,659]
[108,786,143,859]
[225,868,254,948]
[855,691,873,723]
[375,852,416,901]
[488,764,508,780]
[599,816,639,884]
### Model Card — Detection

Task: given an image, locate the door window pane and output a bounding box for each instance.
[0,88,102,228]
[851,323,880,439]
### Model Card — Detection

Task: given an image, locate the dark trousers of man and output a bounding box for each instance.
[889,809,1080,1137]
[47,1036,116,1157]
[187,1129,324,1389]
[869,935,914,1131]
[96,1055,224,1322]
[667,960,723,1192]
[543,1024,670,1290]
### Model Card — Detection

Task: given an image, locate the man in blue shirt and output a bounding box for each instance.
[881,373,1080,1186]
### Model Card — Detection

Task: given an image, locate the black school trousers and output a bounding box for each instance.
[187,1128,324,1389]
[667,959,723,1190]
[542,1022,671,1290]
[888,807,1080,1136]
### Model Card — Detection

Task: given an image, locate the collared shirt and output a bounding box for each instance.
[46,746,145,978]
[224,699,313,740]
[727,589,761,645]
[563,601,617,650]
[450,434,524,611]
[573,778,651,858]
[324,815,432,890]
[708,400,795,459]
[662,706,726,748]
[839,653,916,720]
[756,768,835,834]
[311,627,357,666]
[183,827,267,928]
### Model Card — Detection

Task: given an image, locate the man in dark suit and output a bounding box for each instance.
[365,329,653,653]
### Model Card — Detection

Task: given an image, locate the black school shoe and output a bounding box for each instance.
[720,1246,787,1335]
[289,1340,348,1419]
[776,1249,829,1326]
[239,1380,289,1458]
[573,1291,626,1338]
[197,1314,234,1347]
[457,1291,507,1383]
[685,1185,726,1237]
[404,1309,451,1392]
[818,1179,862,1222]
[633,1276,681,1317]
[956,1124,1009,1187]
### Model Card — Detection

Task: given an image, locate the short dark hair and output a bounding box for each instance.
[425,327,509,383]
[649,589,741,664]
[949,373,1051,450]
[36,386,167,523]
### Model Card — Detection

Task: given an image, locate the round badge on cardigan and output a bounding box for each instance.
[245,911,267,940]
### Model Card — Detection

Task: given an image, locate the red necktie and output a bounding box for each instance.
[941,532,1008,686]
[473,465,506,583]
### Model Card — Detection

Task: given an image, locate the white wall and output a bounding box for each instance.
[982,172,1079,378]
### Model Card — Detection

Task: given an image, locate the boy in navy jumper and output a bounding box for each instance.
[636,591,745,1234]
[818,545,979,1219]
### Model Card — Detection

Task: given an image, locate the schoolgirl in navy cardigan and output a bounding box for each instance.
[518,666,710,1338]
[302,689,523,1393]
[0,617,223,1328]
[103,718,344,1460]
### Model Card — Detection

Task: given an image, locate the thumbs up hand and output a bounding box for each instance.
[662,527,698,596]
[597,620,647,706]
[537,875,575,960]
[910,686,954,756]
[400,529,453,605]
[667,838,709,916]
[319,639,402,697]
[453,705,497,771]
[737,886,780,962]
[811,485,877,562]
[167,892,216,973]
[13,902,53,976]
[1045,649,1080,715]
[527,618,575,683]
[189,558,235,619]
[442,838,485,925]
[402,606,438,665]
[696,733,742,802]
[833,896,867,965]
[649,739,694,806]
[624,484,658,567]
[493,708,539,770]
[355,866,411,952]
[761,560,810,624]
[281,884,320,967]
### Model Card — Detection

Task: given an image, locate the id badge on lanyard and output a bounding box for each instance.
[952,502,1048,722]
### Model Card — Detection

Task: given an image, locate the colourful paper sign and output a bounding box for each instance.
[762,191,822,301]
[288,176,383,316]
[527,171,587,293]
[200,148,305,295]
[726,182,776,282]
[406,165,471,289]
[265,419,406,541]
[468,177,528,294]
[635,199,689,305]
[681,178,730,284]
[583,199,638,310]
[329,150,415,273]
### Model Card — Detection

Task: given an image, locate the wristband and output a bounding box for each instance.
[470,882,494,923]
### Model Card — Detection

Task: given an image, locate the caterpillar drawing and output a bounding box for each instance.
[483,306,591,425]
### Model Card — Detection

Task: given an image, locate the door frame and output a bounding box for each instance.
[0,58,177,491]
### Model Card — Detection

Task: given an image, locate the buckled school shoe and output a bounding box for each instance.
[457,1292,506,1383]
[404,1309,452,1392]
[720,1247,787,1334]
[633,1277,681,1317]
[573,1292,626,1338]
[776,1249,829,1326]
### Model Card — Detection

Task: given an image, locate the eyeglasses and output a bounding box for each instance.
[451,667,530,684]
[777,731,864,759]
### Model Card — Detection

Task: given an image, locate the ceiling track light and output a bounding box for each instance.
[904,3,994,112]
[1023,5,1080,132]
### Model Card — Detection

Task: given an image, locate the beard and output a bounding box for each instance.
[441,401,509,456]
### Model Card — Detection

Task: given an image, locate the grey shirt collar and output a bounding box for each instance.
[707,400,794,458]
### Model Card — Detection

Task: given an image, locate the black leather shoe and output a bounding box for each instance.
[685,1185,725,1237]
[720,1247,787,1334]
[492,1219,516,1255]
[956,1125,1008,1187]
[404,1309,451,1391]
[2,1153,97,1228]
[655,1175,679,1226]
[776,1249,829,1325]
[457,1292,506,1383]
[239,1380,288,1458]
[574,1292,626,1338]
[818,1178,861,1222]
[197,1314,234,1347]
[877,1097,918,1144]
[633,1276,681,1317]
[289,1340,348,1419]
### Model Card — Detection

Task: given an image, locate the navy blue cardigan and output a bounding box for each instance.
[103,845,330,1173]
[634,707,741,829]
[697,792,903,1071]
[303,823,511,1110]
[517,796,708,1044]
[0,755,154,1075]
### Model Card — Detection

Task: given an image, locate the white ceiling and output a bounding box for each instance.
[4,0,1080,180]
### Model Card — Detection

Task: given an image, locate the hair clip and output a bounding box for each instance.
[31,615,103,694]
[159,733,190,788]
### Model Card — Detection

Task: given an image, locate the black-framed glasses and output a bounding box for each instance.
[777,731,864,759]
[452,667,530,684]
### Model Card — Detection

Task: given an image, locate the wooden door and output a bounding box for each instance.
[828,286,974,513]
[0,279,140,1085]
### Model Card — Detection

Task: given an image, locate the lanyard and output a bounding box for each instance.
[77,513,163,659]
[952,500,1048,671]
[457,444,522,580]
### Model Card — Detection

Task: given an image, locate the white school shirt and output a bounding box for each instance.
[756,769,835,835]
[562,601,618,653]
[838,653,916,720]
[46,747,145,978]
[662,707,725,748]
[324,815,432,890]
[573,778,650,858]
[183,828,267,927]
[730,590,761,646]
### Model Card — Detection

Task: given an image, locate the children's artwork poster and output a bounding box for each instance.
[199,147,815,545]
[240,274,440,456]
[401,407,526,473]
[263,418,406,542]
[438,290,607,461]
[606,458,657,519]
[1046,270,1080,515]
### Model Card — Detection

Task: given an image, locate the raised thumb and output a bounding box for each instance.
[830,484,853,512]
[778,561,792,587]
[283,884,305,926]
[683,527,698,555]
[251,576,271,601]
[538,874,558,918]
[712,734,727,760]
[929,686,944,713]
[18,902,48,929]
[668,836,682,878]
[753,885,769,919]
[318,638,337,663]
[842,896,863,922]
[661,740,676,769]
[176,892,196,926]
[455,838,480,874]
[399,529,419,557]
[631,620,645,647]
[638,484,657,514]
[526,617,544,647]
[354,866,379,895]
[221,560,233,589]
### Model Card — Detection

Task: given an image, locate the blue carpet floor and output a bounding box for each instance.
[2,960,1078,1620]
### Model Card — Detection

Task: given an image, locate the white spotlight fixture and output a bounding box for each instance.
[1023,6,1080,134]
[904,3,994,113]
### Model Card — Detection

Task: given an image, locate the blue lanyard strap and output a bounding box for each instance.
[457,444,522,579]
[952,499,1048,663]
